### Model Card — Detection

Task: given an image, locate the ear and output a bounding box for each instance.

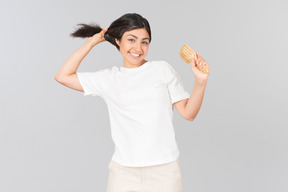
[115,38,120,46]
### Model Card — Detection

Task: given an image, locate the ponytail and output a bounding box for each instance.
[70,13,152,51]
[70,23,102,38]
[70,22,119,49]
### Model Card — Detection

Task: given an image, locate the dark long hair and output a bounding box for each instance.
[70,13,151,50]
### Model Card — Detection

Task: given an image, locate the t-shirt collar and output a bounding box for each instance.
[120,61,151,72]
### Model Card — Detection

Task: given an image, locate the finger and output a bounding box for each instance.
[100,27,108,35]
[201,60,205,67]
[197,57,201,65]
[196,52,199,59]
[198,60,203,68]
[199,59,205,68]
[191,58,197,67]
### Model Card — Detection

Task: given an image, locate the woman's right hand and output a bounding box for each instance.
[86,27,108,47]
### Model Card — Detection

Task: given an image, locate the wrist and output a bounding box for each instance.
[85,38,100,49]
[195,78,208,87]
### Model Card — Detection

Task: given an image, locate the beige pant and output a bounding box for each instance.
[106,158,183,192]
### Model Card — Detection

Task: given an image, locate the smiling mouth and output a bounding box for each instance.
[129,52,141,57]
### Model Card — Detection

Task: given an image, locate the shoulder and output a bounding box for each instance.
[151,60,177,74]
[149,60,178,81]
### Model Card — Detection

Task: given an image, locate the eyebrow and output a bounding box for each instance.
[127,34,149,40]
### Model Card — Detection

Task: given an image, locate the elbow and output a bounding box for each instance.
[54,75,59,82]
[186,115,196,122]
[187,117,195,122]
[54,75,63,83]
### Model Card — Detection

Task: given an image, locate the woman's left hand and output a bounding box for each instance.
[190,52,210,83]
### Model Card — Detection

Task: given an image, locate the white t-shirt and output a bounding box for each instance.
[76,60,190,167]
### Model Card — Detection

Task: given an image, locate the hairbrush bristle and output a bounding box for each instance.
[179,44,196,64]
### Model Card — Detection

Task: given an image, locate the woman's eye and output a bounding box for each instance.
[142,41,148,45]
[128,39,135,42]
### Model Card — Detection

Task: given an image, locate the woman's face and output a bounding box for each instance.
[116,28,150,68]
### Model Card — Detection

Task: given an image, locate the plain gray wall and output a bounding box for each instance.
[1,0,287,191]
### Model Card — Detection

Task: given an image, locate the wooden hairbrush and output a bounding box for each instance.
[180,44,209,74]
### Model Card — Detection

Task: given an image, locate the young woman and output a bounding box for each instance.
[54,13,209,192]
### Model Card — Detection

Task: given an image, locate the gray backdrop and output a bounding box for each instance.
[1,0,287,191]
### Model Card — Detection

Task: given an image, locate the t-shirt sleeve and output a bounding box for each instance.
[76,70,106,97]
[162,61,190,104]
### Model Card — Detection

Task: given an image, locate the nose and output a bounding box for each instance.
[134,42,141,52]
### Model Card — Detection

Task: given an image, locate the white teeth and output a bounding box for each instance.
[129,52,140,57]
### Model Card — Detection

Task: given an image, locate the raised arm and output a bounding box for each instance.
[54,27,108,92]
[184,52,209,121]
[174,52,210,121]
